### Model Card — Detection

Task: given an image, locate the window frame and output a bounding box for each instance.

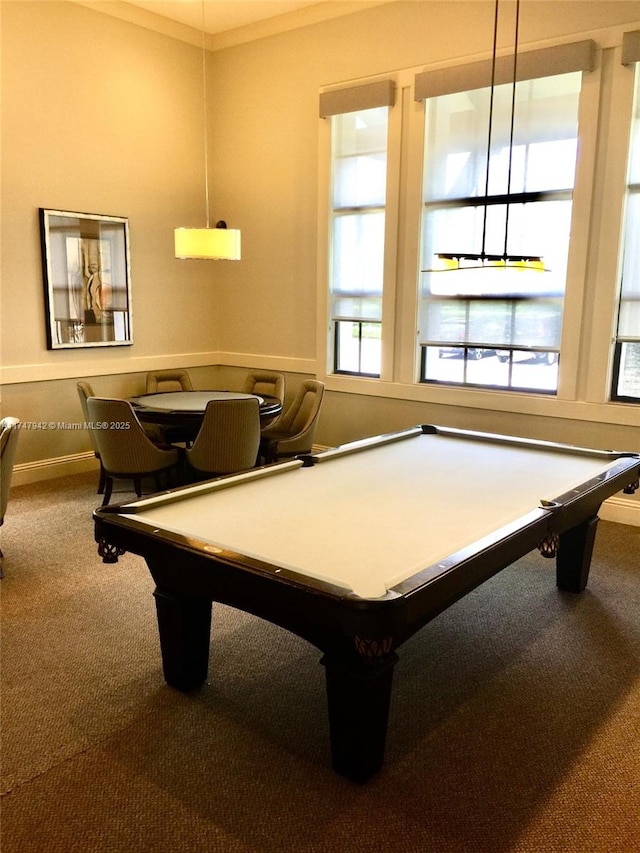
[318,81,400,382]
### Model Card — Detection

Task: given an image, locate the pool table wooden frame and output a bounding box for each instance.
[94,425,640,782]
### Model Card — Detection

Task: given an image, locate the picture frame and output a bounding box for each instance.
[39,208,133,349]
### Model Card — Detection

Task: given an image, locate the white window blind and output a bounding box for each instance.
[321,80,394,375]
[618,185,640,342]
[330,108,388,325]
[417,67,584,391]
[612,35,640,401]
[619,30,640,345]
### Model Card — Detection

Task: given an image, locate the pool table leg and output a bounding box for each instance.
[153,589,212,691]
[556,515,599,593]
[321,652,398,783]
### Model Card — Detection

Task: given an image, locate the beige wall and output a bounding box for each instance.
[1,1,639,519]
[1,0,228,378]
[0,0,231,465]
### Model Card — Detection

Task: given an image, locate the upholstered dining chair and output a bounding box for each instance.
[242,370,286,429]
[78,381,164,492]
[1,417,20,577]
[242,370,286,405]
[77,381,107,494]
[185,397,261,481]
[87,397,182,505]
[259,380,324,463]
[145,369,193,394]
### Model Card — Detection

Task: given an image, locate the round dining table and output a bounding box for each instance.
[130,390,282,443]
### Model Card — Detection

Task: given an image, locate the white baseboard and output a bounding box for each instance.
[600,494,640,527]
[11,452,98,487]
[10,452,640,528]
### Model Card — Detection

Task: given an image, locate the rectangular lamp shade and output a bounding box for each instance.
[174,227,241,260]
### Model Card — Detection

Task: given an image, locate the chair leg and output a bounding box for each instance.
[259,440,277,464]
[133,475,143,497]
[168,464,182,488]
[97,459,106,495]
[101,476,114,506]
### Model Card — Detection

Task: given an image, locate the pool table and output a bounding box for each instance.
[94,425,640,782]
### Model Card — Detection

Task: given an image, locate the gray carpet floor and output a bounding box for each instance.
[1,472,639,852]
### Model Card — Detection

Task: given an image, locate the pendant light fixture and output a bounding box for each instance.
[174,1,241,260]
[428,0,546,284]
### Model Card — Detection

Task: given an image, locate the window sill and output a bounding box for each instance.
[321,373,640,428]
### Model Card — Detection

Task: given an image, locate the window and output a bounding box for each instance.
[329,106,388,376]
[418,71,583,392]
[318,31,640,428]
[612,45,640,402]
[320,80,395,378]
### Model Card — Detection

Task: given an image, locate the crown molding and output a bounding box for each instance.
[72,1,390,51]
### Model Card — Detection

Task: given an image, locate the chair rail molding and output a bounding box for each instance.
[0,354,316,385]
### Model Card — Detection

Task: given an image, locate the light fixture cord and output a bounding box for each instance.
[201,0,210,229]
[481,0,500,260]
[503,0,520,258]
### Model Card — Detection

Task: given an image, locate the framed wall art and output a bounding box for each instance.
[39,208,133,349]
